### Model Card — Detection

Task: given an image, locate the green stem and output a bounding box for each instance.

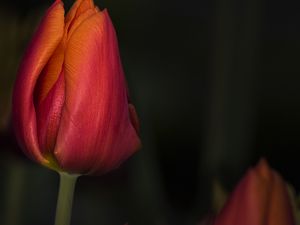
[54,172,79,225]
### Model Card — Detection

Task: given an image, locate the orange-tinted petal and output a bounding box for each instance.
[65,0,95,33]
[34,41,65,104]
[65,9,96,41]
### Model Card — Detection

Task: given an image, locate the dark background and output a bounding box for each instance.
[1,0,300,224]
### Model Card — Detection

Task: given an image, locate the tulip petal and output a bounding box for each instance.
[34,42,65,104]
[267,172,295,225]
[36,70,65,155]
[54,10,140,174]
[12,0,64,163]
[213,159,295,225]
[66,9,96,42]
[65,0,94,33]
[214,169,269,225]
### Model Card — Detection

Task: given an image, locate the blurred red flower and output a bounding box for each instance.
[213,159,295,225]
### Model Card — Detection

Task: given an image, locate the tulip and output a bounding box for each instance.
[213,159,295,225]
[12,0,141,175]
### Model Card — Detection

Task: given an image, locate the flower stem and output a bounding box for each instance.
[54,172,79,225]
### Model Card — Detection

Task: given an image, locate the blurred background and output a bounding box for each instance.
[1,0,300,224]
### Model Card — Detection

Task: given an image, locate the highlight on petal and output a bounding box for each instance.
[13,0,64,163]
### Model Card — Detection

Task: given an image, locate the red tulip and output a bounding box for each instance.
[213,159,295,225]
[12,0,141,174]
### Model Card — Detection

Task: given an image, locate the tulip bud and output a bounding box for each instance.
[213,159,295,225]
[12,0,141,175]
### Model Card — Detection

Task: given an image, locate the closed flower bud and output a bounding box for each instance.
[12,0,141,175]
[213,159,295,225]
